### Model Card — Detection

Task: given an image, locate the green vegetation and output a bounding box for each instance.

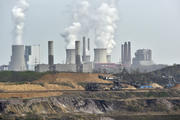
[0,71,46,83]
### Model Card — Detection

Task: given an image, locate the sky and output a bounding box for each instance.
[0,0,180,65]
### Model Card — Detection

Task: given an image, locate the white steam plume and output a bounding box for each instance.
[95,2,118,54]
[61,22,81,49]
[62,0,90,49]
[12,0,29,45]
[62,0,119,54]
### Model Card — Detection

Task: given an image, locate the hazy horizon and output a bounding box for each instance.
[0,0,180,65]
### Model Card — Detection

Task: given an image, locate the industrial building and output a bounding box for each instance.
[132,49,154,67]
[0,65,8,71]
[94,63,122,73]
[25,45,40,71]
[131,49,167,72]
[121,42,131,68]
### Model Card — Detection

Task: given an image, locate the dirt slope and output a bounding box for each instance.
[0,73,112,98]
[35,73,112,83]
[34,73,112,90]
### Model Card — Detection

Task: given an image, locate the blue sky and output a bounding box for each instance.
[0,0,180,65]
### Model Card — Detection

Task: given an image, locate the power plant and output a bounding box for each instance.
[2,0,167,74]
[34,37,121,73]
[6,37,166,73]
[9,45,27,71]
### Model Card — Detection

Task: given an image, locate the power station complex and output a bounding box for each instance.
[35,37,122,73]
[6,37,167,73]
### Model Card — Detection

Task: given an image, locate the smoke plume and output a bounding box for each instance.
[12,0,29,45]
[62,0,119,54]
[95,2,118,54]
[62,22,81,49]
[62,0,90,49]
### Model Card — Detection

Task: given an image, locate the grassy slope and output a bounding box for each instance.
[0,71,46,83]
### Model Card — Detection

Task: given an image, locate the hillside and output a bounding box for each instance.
[115,65,180,86]
[0,72,112,98]
[0,68,179,119]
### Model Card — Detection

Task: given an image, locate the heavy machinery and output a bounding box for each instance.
[164,75,180,88]
[98,75,140,90]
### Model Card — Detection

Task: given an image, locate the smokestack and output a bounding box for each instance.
[9,45,27,71]
[121,44,124,64]
[124,42,128,63]
[75,41,81,72]
[121,42,131,67]
[66,49,75,64]
[48,41,54,66]
[88,38,90,51]
[94,48,107,63]
[82,36,86,62]
[107,55,111,63]
[128,41,131,65]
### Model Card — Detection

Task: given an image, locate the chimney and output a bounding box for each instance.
[48,41,54,71]
[124,42,128,64]
[121,44,124,64]
[75,41,81,72]
[128,41,131,65]
[88,38,90,51]
[82,36,86,62]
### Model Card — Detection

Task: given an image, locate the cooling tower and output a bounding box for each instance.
[94,48,107,63]
[9,45,27,71]
[66,49,75,64]
[107,55,111,63]
[75,41,81,72]
[48,41,54,65]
